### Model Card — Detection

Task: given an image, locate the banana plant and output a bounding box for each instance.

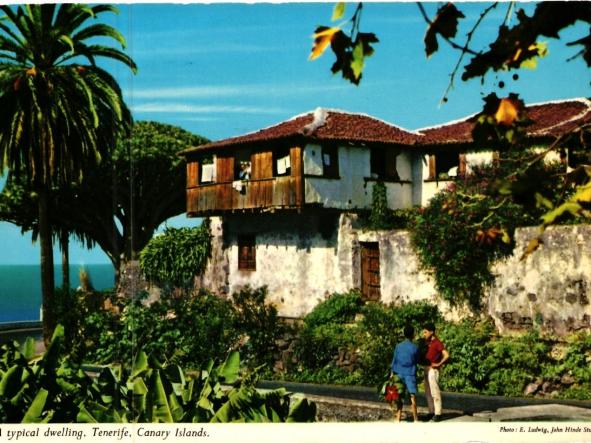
[1,327,316,423]
[78,350,316,423]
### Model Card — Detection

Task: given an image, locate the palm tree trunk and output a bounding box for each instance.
[38,187,55,345]
[60,230,70,291]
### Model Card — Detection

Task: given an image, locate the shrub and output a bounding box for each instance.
[296,323,360,370]
[231,286,281,368]
[480,331,551,396]
[139,220,212,288]
[410,152,570,310]
[293,291,363,373]
[357,301,441,385]
[438,319,495,393]
[303,290,362,329]
[76,289,239,370]
[541,332,591,400]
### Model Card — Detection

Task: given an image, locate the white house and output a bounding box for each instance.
[180,98,591,318]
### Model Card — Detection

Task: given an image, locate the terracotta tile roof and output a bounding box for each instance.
[418,98,591,145]
[181,98,591,155]
[181,108,422,154]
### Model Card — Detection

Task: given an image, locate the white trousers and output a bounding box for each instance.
[424,367,442,415]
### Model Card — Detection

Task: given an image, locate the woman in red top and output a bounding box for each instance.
[422,322,449,422]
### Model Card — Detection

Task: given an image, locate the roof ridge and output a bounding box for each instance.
[527,97,591,135]
[319,107,424,135]
[416,97,591,134]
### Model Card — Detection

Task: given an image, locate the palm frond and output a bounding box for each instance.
[73,23,127,49]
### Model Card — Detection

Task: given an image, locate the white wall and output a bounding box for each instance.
[303,144,413,210]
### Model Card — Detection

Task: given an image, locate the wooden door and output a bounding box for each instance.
[361,242,381,301]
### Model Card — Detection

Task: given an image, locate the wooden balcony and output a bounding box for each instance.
[187,176,303,215]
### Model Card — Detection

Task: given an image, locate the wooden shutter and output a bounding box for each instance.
[186,160,199,187]
[238,235,256,271]
[428,155,436,180]
[459,154,467,176]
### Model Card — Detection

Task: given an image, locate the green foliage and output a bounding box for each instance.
[292,294,440,386]
[357,301,441,385]
[412,177,523,309]
[0,326,93,423]
[284,366,363,386]
[369,181,390,229]
[480,332,551,397]
[295,323,360,371]
[0,330,316,423]
[437,319,496,393]
[232,286,281,368]
[0,120,209,275]
[140,220,212,288]
[66,286,279,372]
[437,325,557,397]
[303,291,363,329]
[78,290,238,370]
[540,332,591,400]
[293,291,363,371]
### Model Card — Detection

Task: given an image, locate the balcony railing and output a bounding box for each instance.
[187,176,303,215]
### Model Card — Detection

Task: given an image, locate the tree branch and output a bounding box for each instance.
[438,2,499,105]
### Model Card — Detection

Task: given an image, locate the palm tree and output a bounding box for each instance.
[0,4,137,343]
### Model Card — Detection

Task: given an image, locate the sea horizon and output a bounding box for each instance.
[0,263,115,323]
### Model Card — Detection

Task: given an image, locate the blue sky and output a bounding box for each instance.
[1,2,590,265]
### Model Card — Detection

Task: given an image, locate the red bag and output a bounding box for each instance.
[385,384,399,401]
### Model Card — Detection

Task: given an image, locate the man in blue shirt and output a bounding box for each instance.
[391,324,419,422]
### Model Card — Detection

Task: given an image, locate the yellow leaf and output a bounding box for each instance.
[535,192,554,210]
[309,27,340,61]
[332,3,346,21]
[495,98,519,126]
[351,42,365,80]
[521,42,548,70]
[520,237,541,261]
[501,229,511,244]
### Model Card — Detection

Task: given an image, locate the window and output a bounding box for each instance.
[322,145,339,178]
[200,154,215,184]
[428,153,466,180]
[234,149,251,180]
[238,235,256,271]
[370,149,399,180]
[273,147,291,177]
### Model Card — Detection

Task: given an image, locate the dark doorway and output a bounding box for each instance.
[360,242,380,301]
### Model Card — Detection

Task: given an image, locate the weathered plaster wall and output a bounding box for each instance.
[198,214,590,335]
[303,144,413,210]
[199,214,353,318]
[489,225,591,335]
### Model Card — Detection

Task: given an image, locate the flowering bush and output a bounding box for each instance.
[411,154,565,309]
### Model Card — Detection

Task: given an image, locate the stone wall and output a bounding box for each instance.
[489,224,591,336]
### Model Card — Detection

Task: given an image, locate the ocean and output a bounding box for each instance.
[0,264,115,323]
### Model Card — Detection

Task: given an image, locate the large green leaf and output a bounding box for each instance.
[43,324,65,370]
[77,401,126,423]
[21,337,35,360]
[21,388,49,423]
[218,351,240,384]
[0,365,22,397]
[286,397,317,423]
[149,370,174,423]
[132,351,149,378]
